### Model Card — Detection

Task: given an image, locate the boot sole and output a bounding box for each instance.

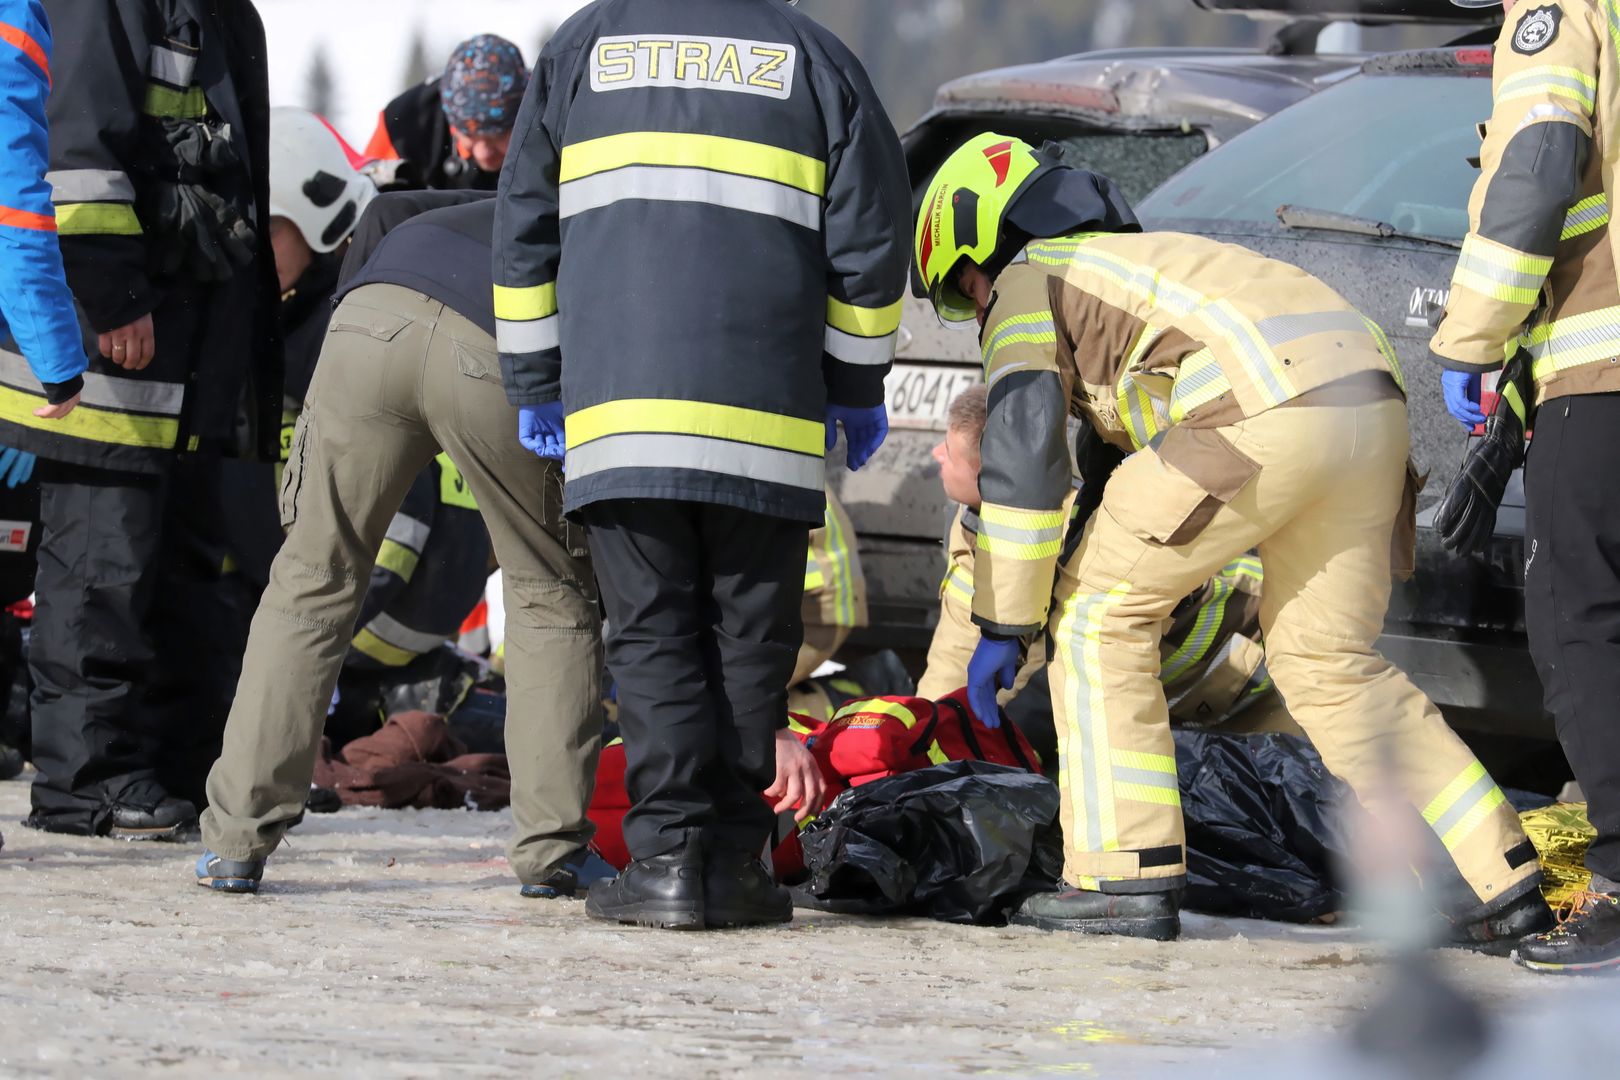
[705,903,792,929]
[1011,911,1181,942]
[1512,950,1620,975]
[585,895,705,930]
[109,822,193,842]
[196,875,260,895]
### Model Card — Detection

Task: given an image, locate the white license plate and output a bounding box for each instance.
[884,363,981,431]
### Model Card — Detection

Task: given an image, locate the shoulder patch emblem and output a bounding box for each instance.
[1512,6,1562,56]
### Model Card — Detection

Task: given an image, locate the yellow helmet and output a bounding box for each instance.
[914,133,1048,323]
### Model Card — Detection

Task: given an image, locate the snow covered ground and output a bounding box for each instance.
[0,771,1584,1078]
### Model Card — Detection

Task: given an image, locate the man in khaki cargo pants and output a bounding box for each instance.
[195,195,602,896]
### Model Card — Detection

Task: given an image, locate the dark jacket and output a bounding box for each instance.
[0,0,283,473]
[493,0,911,523]
[340,194,496,334]
[363,79,500,192]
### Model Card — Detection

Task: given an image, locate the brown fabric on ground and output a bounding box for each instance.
[313,711,510,810]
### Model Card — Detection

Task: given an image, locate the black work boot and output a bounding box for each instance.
[704,849,791,929]
[1513,888,1620,975]
[0,743,21,781]
[1444,887,1554,954]
[106,792,198,841]
[585,845,705,930]
[1011,883,1181,941]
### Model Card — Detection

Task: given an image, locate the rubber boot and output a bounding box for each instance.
[585,844,705,930]
[704,848,791,929]
[1011,883,1181,941]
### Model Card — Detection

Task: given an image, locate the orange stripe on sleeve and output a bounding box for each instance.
[0,22,49,85]
[0,204,58,233]
[363,112,399,160]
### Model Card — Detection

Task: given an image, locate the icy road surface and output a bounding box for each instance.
[0,772,1566,1078]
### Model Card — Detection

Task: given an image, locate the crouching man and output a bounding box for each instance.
[914,134,1550,944]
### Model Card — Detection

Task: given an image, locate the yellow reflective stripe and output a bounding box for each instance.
[1441,786,1507,851]
[1453,234,1552,305]
[1113,783,1182,807]
[436,453,478,510]
[1421,759,1508,852]
[832,697,925,728]
[1561,194,1609,241]
[1161,575,1234,684]
[492,283,557,321]
[1501,378,1529,426]
[1110,749,1176,775]
[981,311,1058,371]
[1422,761,1487,824]
[1054,580,1133,856]
[1525,304,1620,380]
[0,383,176,448]
[976,503,1065,561]
[565,398,823,455]
[1224,555,1263,582]
[926,741,950,766]
[827,296,902,338]
[803,549,825,592]
[352,627,417,667]
[374,539,420,582]
[977,536,1062,560]
[942,564,974,606]
[54,202,142,236]
[1498,66,1597,113]
[143,83,206,118]
[1168,347,1230,422]
[559,131,827,195]
[979,505,1066,530]
[786,716,815,736]
[823,500,856,627]
[1361,315,1406,396]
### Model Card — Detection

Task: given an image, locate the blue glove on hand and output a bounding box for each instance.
[0,446,35,489]
[1441,370,1486,429]
[517,402,566,460]
[966,633,1020,730]
[825,403,889,471]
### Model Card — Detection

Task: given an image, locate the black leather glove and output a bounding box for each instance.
[140,182,256,284]
[1433,351,1532,557]
[153,117,242,178]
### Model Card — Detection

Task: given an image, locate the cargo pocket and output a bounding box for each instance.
[544,467,591,561]
[1109,425,1260,547]
[1390,457,1427,582]
[278,409,312,529]
[454,338,502,382]
[327,305,412,343]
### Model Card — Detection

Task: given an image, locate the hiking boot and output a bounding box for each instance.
[107,794,197,841]
[585,845,704,930]
[1011,883,1181,941]
[195,850,265,894]
[520,848,617,899]
[1513,889,1620,975]
[704,849,791,929]
[1444,888,1554,954]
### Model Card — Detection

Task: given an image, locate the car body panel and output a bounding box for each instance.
[1193,0,1497,23]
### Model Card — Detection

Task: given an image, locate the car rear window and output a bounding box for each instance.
[1053,131,1207,204]
[1137,72,1491,241]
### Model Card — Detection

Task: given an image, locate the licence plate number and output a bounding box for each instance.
[884,363,981,431]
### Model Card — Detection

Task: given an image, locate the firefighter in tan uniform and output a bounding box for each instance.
[1435,0,1620,973]
[788,488,869,720]
[918,386,1285,734]
[915,134,1549,942]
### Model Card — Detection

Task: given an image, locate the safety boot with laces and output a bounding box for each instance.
[1513,888,1620,975]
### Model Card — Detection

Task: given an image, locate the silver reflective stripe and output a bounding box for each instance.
[566,433,823,491]
[980,316,1055,362]
[149,45,197,88]
[46,169,135,204]
[0,348,183,414]
[365,612,447,655]
[1199,301,1291,404]
[495,315,559,355]
[1518,102,1589,132]
[824,325,894,366]
[384,514,430,553]
[1111,766,1178,791]
[558,167,822,230]
[1254,311,1370,350]
[1563,197,1609,236]
[977,517,1062,547]
[986,360,1029,389]
[1456,247,1546,292]
[1428,770,1500,842]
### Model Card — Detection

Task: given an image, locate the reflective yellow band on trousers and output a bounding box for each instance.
[493,282,558,321]
[566,398,823,454]
[822,499,857,627]
[559,131,827,193]
[942,563,974,605]
[1422,760,1507,852]
[1110,748,1181,807]
[1055,580,1134,862]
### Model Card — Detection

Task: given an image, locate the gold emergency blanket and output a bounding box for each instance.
[1521,802,1596,907]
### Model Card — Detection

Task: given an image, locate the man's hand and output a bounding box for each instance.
[517,402,566,460]
[765,729,827,824]
[967,633,1021,730]
[99,314,155,371]
[33,392,80,420]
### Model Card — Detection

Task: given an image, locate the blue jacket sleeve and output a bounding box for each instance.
[0,0,88,397]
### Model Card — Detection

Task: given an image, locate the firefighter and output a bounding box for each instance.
[495,0,910,930]
[363,35,527,193]
[0,0,93,854]
[196,192,600,899]
[1,0,282,838]
[916,133,1551,943]
[792,489,867,692]
[1434,0,1620,973]
[917,387,1282,735]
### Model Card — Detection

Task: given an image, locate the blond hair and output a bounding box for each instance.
[946,384,988,446]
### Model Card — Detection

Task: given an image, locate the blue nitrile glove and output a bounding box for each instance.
[825,403,889,471]
[966,633,1020,731]
[518,402,566,460]
[0,447,35,489]
[1441,370,1486,429]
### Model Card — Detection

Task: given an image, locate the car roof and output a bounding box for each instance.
[912,48,1364,145]
[1192,0,1496,23]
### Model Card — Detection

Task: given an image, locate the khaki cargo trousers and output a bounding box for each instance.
[1049,396,1539,915]
[201,284,603,884]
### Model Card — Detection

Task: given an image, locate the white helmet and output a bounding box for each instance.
[269,106,377,253]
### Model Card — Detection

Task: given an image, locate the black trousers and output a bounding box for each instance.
[27,456,256,831]
[581,499,809,860]
[1525,392,1620,885]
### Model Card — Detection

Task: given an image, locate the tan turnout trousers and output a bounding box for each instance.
[201,285,603,883]
[1051,396,1540,914]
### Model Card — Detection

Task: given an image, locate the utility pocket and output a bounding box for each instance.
[1391,457,1427,582]
[278,409,312,529]
[544,467,591,561]
[327,305,412,343]
[1108,425,1259,546]
[454,338,502,382]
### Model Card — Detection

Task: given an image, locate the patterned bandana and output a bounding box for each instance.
[439,35,528,136]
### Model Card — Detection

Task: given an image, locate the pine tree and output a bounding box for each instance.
[305,45,335,118]
[402,26,432,87]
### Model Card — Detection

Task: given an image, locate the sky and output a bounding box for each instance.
[258,0,593,147]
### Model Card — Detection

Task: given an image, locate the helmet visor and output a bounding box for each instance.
[929,266,979,328]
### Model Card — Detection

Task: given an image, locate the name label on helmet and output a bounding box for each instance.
[590,35,796,100]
